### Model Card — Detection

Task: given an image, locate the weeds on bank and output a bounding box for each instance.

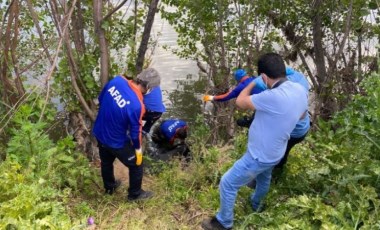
[0,103,98,229]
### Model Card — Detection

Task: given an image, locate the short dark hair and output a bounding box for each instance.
[257,53,286,79]
[175,127,188,139]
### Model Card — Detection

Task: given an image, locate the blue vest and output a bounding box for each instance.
[160,119,187,141]
[93,76,145,149]
[143,86,166,112]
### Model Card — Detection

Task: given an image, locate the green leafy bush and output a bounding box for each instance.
[0,103,96,229]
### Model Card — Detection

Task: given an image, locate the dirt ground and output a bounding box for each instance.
[112,159,155,189]
[113,159,129,184]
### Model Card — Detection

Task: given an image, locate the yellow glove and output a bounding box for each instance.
[135,148,143,166]
[202,95,214,102]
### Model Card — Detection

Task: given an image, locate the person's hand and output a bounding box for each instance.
[135,148,143,166]
[202,95,214,102]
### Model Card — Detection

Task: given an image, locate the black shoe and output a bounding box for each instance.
[105,180,122,195]
[201,217,231,230]
[246,179,256,189]
[236,116,253,128]
[252,203,266,213]
[127,190,154,202]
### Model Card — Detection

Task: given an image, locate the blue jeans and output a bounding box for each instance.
[216,153,277,228]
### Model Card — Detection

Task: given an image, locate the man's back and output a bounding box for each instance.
[143,86,166,112]
[93,76,145,149]
[248,81,308,163]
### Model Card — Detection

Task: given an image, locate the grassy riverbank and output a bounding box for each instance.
[1,74,379,229]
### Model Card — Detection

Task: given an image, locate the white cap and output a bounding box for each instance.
[136,68,161,89]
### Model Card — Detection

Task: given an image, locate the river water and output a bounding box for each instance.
[150,13,198,104]
[145,12,206,123]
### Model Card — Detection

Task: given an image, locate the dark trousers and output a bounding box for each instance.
[98,141,143,197]
[275,133,308,169]
[143,111,163,133]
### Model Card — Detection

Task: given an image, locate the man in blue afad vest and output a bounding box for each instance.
[201,53,308,230]
[93,68,160,201]
[150,119,190,160]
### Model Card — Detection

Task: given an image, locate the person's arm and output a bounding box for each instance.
[130,104,144,150]
[152,125,166,144]
[213,82,247,102]
[236,81,256,110]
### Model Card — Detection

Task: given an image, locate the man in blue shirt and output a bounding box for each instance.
[249,67,310,171]
[142,86,166,134]
[93,68,160,201]
[201,53,308,230]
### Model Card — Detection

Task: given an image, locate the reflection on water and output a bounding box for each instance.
[150,13,198,106]
[165,76,207,124]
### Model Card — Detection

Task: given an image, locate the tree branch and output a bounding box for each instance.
[39,0,79,122]
[10,2,24,96]
[312,0,327,87]
[26,0,53,64]
[136,0,160,74]
[298,50,317,89]
[93,0,110,87]
[102,0,129,22]
[0,0,16,50]
[331,0,353,69]
[62,2,96,122]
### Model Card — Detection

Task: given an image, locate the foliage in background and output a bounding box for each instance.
[254,0,379,120]
[0,100,98,229]
[0,0,160,158]
[161,0,379,132]
[52,1,146,114]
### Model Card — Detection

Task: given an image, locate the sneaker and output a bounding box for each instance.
[127,190,154,202]
[201,217,231,230]
[252,203,266,213]
[105,180,122,195]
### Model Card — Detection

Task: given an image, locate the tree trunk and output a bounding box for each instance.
[312,0,332,120]
[135,0,160,74]
[72,0,86,54]
[9,1,24,97]
[62,21,96,122]
[216,0,228,82]
[93,0,110,87]
[0,0,22,106]
[69,112,99,161]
